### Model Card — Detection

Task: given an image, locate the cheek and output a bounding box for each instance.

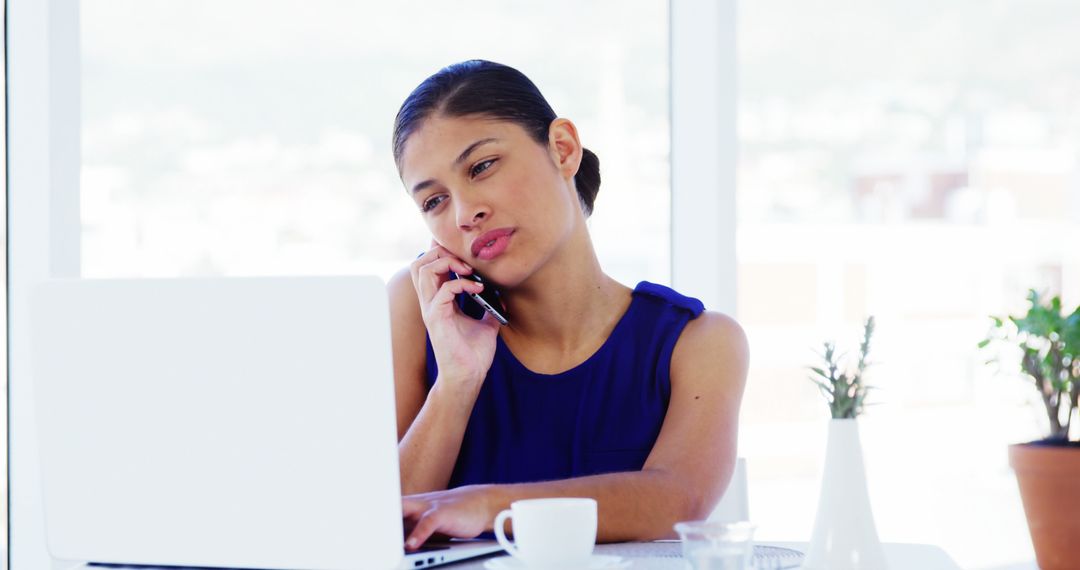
[425,215,452,240]
[425,216,468,256]
[506,168,561,211]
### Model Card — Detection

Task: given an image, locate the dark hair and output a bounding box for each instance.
[392,59,601,216]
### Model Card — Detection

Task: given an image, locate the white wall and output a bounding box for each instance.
[8,0,81,568]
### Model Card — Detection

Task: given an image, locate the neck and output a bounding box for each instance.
[500,222,630,352]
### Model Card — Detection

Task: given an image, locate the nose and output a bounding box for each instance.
[455,195,491,230]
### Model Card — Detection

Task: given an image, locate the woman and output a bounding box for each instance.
[388,60,748,550]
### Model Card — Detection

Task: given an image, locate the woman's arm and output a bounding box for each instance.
[401,311,749,547]
[388,267,429,441]
[388,247,502,494]
[389,267,474,494]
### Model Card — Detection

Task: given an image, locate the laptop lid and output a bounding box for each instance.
[31,276,404,570]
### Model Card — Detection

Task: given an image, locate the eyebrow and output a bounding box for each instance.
[410,137,500,195]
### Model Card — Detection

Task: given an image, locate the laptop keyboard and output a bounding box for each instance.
[406,544,451,554]
[88,546,455,570]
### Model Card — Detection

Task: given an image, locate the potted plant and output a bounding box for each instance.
[981,290,1080,570]
[802,317,888,570]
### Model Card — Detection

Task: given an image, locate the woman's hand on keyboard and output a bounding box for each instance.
[402,485,497,550]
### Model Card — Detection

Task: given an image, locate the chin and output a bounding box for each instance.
[483,260,532,290]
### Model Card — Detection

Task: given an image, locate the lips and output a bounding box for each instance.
[471,228,515,261]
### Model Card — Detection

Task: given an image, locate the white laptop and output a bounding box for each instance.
[31,276,502,570]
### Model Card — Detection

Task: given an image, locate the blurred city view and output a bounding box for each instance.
[79,0,669,286]
[50,1,1080,569]
[737,2,1078,568]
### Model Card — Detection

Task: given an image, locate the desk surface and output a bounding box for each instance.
[63,540,961,570]
[447,540,961,569]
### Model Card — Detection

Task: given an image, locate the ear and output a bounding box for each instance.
[547,118,583,181]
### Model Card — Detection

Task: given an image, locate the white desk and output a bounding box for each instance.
[447,540,961,569]
[60,540,962,570]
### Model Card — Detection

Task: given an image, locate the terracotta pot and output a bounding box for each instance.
[1009,441,1080,570]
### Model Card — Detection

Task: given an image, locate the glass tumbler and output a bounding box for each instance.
[674,520,756,570]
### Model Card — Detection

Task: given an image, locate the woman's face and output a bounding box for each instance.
[398,114,583,287]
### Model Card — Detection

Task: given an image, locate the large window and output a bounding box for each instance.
[80,0,670,284]
[737,2,1078,567]
[13,2,676,566]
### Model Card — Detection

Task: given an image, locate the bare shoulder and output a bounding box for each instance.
[388,266,421,320]
[670,311,749,388]
[387,265,425,355]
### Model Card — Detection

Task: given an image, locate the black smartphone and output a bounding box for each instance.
[450,271,509,325]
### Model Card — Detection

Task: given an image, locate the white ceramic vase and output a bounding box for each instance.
[801,418,888,570]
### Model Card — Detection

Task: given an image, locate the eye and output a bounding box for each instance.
[421,194,447,213]
[470,159,496,178]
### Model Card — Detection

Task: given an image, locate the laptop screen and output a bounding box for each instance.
[32,276,405,570]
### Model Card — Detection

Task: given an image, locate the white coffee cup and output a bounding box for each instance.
[493,497,597,569]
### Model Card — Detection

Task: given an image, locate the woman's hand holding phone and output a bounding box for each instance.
[410,243,501,392]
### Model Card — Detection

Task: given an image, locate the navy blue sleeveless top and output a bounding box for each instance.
[424,281,705,488]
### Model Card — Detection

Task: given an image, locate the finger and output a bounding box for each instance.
[404,509,441,551]
[430,242,475,269]
[415,257,474,303]
[418,255,472,280]
[416,259,475,306]
[409,247,445,287]
[401,497,430,519]
[429,278,484,313]
[410,243,471,281]
[424,242,453,259]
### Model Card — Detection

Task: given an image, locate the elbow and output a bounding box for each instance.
[628,469,722,541]
[672,472,727,527]
[678,487,717,525]
[643,493,709,541]
[640,482,715,541]
[684,494,717,522]
[672,469,721,522]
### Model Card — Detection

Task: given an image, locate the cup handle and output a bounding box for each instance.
[493,509,520,559]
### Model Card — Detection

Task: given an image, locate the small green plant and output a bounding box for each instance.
[981,290,1080,441]
[809,316,876,419]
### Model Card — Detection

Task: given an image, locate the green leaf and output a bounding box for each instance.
[983,291,1080,439]
[812,379,834,395]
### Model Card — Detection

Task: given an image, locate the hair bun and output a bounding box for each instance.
[576,148,601,216]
